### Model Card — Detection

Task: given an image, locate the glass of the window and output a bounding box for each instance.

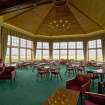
[20,39,26,47]
[77,50,84,60]
[53,50,60,60]
[36,50,42,60]
[68,50,75,60]
[77,42,83,49]
[11,48,19,63]
[27,40,32,49]
[60,42,67,49]
[89,40,96,48]
[97,39,102,48]
[5,48,10,64]
[7,35,11,46]
[60,50,67,59]
[12,36,19,46]
[27,49,32,60]
[43,50,49,59]
[97,49,103,62]
[53,43,60,49]
[20,49,26,61]
[37,42,42,49]
[43,42,49,49]
[89,49,96,60]
[68,42,75,49]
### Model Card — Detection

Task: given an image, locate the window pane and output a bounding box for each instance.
[37,42,42,49]
[36,50,42,60]
[12,36,19,46]
[89,40,96,48]
[68,42,75,49]
[43,42,49,49]
[5,48,10,64]
[97,39,102,48]
[20,49,26,61]
[89,50,96,60]
[60,50,67,59]
[53,43,60,49]
[27,49,31,60]
[77,50,84,60]
[27,40,32,48]
[60,42,67,49]
[20,39,26,47]
[7,35,11,46]
[11,48,18,63]
[53,50,59,60]
[68,50,75,59]
[43,50,49,59]
[77,42,83,49]
[97,49,103,62]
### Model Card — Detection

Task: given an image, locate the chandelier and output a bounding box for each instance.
[48,19,71,30]
[47,0,71,31]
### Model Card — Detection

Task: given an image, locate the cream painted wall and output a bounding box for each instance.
[70,0,105,28]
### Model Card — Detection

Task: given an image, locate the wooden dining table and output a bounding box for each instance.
[43,89,80,105]
[86,68,105,82]
[95,69,105,82]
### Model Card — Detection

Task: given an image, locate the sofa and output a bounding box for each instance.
[66,74,91,93]
[0,66,16,81]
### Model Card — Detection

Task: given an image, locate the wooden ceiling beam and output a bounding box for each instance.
[0,0,52,15]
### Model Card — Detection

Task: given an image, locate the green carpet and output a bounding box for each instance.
[0,65,97,105]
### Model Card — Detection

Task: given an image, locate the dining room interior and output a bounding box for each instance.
[0,0,105,105]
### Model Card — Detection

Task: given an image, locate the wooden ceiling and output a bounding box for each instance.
[0,0,33,10]
[0,0,52,14]
[1,0,105,40]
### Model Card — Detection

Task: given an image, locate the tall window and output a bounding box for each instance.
[68,42,84,60]
[60,42,67,59]
[88,39,103,62]
[5,35,33,64]
[53,42,84,60]
[5,48,10,64]
[11,36,19,63]
[53,43,60,60]
[53,42,68,60]
[36,42,49,60]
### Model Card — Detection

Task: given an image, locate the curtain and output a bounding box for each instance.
[1,27,8,62]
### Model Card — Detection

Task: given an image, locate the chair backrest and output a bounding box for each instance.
[87,71,98,78]
[76,74,90,85]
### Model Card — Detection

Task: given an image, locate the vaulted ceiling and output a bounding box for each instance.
[0,0,105,40]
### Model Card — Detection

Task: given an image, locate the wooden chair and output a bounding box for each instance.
[87,71,99,86]
[36,66,49,80]
[65,62,75,75]
[50,68,62,80]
